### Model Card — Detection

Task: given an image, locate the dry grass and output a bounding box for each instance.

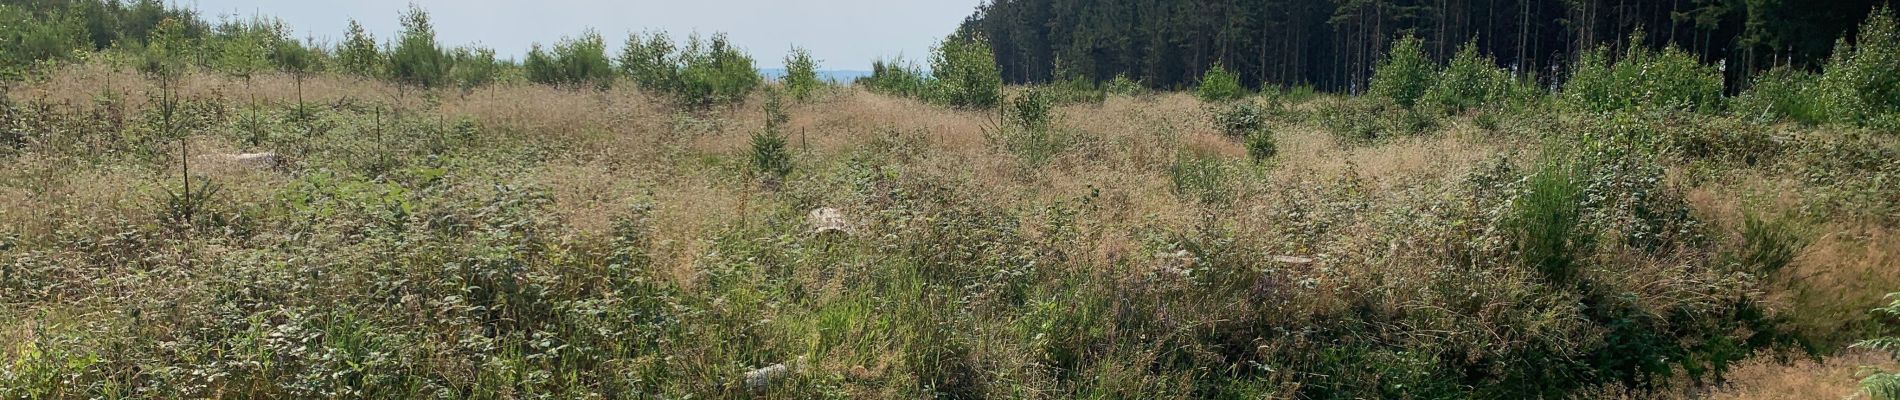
[1702,351,1896,400]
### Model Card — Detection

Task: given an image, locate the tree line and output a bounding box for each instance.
[957,0,1895,92]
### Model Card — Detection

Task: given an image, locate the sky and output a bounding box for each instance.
[179,0,986,70]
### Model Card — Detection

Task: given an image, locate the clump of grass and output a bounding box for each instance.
[1168,150,1230,204]
[1510,152,1586,284]
[1737,209,1807,276]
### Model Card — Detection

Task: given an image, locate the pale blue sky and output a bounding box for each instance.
[179,0,984,70]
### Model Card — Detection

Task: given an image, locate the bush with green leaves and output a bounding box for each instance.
[387,5,448,88]
[1317,97,1437,145]
[0,5,87,78]
[1369,35,1436,109]
[526,30,613,90]
[1244,130,1277,162]
[1817,6,1900,129]
[1213,101,1265,139]
[449,46,501,91]
[781,46,823,102]
[1563,31,1723,113]
[1734,66,1824,124]
[1857,293,1900,399]
[209,16,287,80]
[617,30,680,92]
[928,34,1003,109]
[335,19,382,78]
[1195,64,1246,102]
[1424,40,1518,114]
[674,33,761,109]
[1046,73,1106,105]
[1106,73,1143,96]
[997,88,1069,166]
[860,57,930,98]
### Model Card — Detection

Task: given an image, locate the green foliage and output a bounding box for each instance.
[1213,100,1265,139]
[209,15,284,79]
[336,19,382,78]
[1195,64,1246,102]
[137,17,188,80]
[1316,97,1437,145]
[1736,210,1805,276]
[1244,130,1277,162]
[526,30,613,90]
[0,4,86,77]
[781,46,823,102]
[928,35,1003,109]
[617,30,679,92]
[449,46,501,90]
[387,5,448,88]
[1369,35,1436,109]
[1106,73,1143,96]
[1168,150,1229,204]
[860,57,930,98]
[1855,294,1900,399]
[1046,73,1106,105]
[1511,152,1586,284]
[674,33,761,109]
[1425,40,1518,114]
[1564,31,1724,113]
[751,89,793,182]
[1734,66,1824,124]
[1818,7,1900,129]
[997,88,1069,166]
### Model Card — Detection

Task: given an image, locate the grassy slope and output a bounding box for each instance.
[1,64,1895,398]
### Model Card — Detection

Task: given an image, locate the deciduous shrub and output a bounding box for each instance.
[1564,31,1723,113]
[1369,35,1436,109]
[336,19,381,78]
[1817,6,1900,129]
[449,46,501,91]
[1213,101,1265,139]
[674,33,761,109]
[387,5,448,88]
[928,35,1003,109]
[781,46,823,102]
[1734,67,1823,124]
[1425,40,1518,114]
[618,30,679,92]
[860,57,930,98]
[1195,64,1246,103]
[525,30,612,90]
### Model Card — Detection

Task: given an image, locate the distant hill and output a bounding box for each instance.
[759,68,873,84]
